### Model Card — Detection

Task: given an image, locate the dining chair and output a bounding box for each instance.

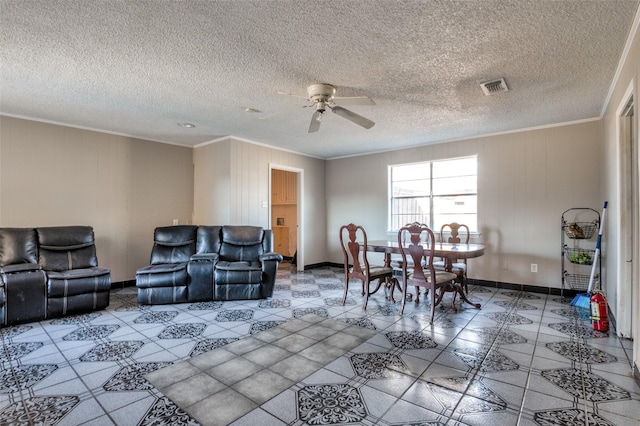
[397,222,458,322]
[339,223,397,309]
[434,222,470,292]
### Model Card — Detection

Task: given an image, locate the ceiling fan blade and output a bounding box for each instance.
[329,105,375,129]
[333,96,376,106]
[308,110,322,133]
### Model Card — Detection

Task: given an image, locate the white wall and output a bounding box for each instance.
[326,120,603,289]
[0,116,194,281]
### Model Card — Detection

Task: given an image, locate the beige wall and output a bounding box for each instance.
[0,116,194,282]
[193,138,326,267]
[327,120,603,289]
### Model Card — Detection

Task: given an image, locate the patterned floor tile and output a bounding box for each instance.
[296,383,367,424]
[1,265,637,425]
[541,368,631,402]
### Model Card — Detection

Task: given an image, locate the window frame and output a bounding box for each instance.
[388,156,478,233]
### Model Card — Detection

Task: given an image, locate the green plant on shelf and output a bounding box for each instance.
[570,252,592,264]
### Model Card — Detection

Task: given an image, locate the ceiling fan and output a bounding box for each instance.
[264,83,375,133]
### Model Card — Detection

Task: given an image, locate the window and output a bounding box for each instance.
[389,156,477,232]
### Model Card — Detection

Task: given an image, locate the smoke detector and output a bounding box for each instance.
[480,78,509,96]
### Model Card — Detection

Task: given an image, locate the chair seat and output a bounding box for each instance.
[409,270,458,285]
[353,264,393,279]
[433,260,466,271]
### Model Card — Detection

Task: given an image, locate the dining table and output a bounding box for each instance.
[366,240,485,309]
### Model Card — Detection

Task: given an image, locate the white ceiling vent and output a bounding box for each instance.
[480,78,509,96]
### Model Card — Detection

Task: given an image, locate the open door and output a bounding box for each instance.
[270,166,303,271]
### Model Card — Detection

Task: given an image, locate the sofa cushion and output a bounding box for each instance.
[196,226,222,254]
[37,226,98,271]
[150,226,197,265]
[0,228,38,266]
[214,260,262,284]
[47,267,112,297]
[219,226,265,262]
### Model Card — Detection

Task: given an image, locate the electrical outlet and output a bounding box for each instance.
[502,261,508,270]
[531,263,538,273]
[172,219,179,225]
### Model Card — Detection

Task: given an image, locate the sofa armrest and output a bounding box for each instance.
[259,252,283,263]
[190,253,219,262]
[0,263,42,274]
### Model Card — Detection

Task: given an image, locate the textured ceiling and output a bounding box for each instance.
[1,1,638,159]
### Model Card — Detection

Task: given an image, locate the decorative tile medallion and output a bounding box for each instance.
[0,325,32,338]
[274,284,291,291]
[292,278,317,285]
[484,312,533,325]
[338,317,377,330]
[63,325,120,340]
[533,408,616,425]
[369,305,398,316]
[325,297,356,306]
[0,364,57,393]
[547,322,608,338]
[48,312,102,324]
[79,341,144,362]
[541,368,631,402]
[493,300,538,310]
[292,290,322,298]
[385,331,437,349]
[550,308,591,320]
[454,348,519,372]
[475,327,527,345]
[103,362,173,391]
[427,376,507,414]
[249,320,287,334]
[134,311,179,324]
[293,308,329,318]
[500,291,541,299]
[215,309,254,322]
[545,341,617,364]
[139,396,199,426]
[158,323,206,339]
[0,395,79,425]
[188,301,223,310]
[350,352,408,379]
[318,283,344,290]
[113,294,143,311]
[470,286,492,293]
[258,299,291,308]
[297,384,367,424]
[190,338,240,357]
[0,342,44,362]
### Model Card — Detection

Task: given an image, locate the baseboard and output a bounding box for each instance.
[111,279,136,290]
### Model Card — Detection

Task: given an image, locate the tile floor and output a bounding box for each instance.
[1,263,639,425]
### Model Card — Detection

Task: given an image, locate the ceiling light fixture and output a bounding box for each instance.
[178,122,196,128]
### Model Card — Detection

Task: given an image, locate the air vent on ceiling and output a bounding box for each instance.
[480,78,508,96]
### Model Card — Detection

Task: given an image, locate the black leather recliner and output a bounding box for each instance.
[135,225,197,305]
[0,226,111,326]
[215,226,282,300]
[135,225,283,304]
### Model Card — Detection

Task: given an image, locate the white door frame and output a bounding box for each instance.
[616,79,637,339]
[269,164,304,272]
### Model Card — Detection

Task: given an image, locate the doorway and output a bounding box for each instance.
[617,86,637,341]
[270,166,303,271]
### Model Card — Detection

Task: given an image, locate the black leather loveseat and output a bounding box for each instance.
[0,226,111,326]
[135,225,283,304]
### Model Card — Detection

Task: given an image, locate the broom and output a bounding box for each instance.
[571,201,607,309]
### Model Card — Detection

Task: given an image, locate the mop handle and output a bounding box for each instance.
[587,201,607,293]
